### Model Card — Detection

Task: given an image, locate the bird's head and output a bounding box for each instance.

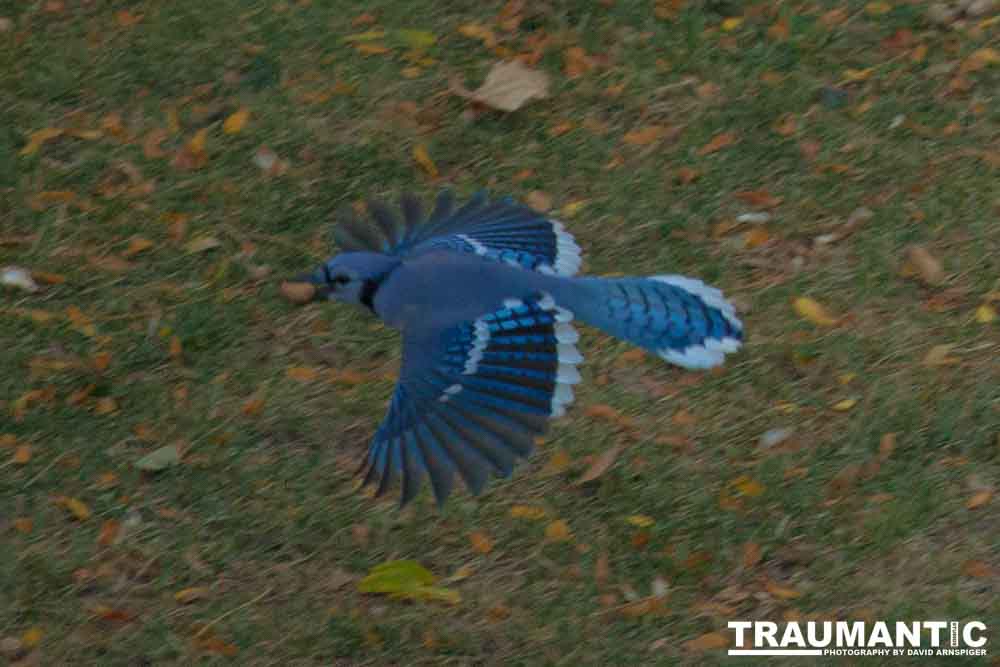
[293,252,400,309]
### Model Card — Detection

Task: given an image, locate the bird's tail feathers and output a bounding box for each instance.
[563,275,743,369]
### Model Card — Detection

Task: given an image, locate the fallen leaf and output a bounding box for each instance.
[457,23,496,48]
[525,190,552,212]
[97,519,120,547]
[134,444,181,471]
[793,297,839,326]
[253,146,278,171]
[904,245,945,286]
[469,531,494,554]
[413,144,438,178]
[879,433,896,461]
[509,505,547,520]
[765,580,801,599]
[831,398,857,412]
[12,445,31,464]
[175,587,210,604]
[20,127,63,156]
[923,344,959,366]
[742,542,762,568]
[545,519,571,542]
[623,125,673,146]
[731,475,765,497]
[721,17,743,31]
[123,236,154,258]
[563,46,594,78]
[94,397,118,415]
[14,518,33,534]
[450,60,549,112]
[396,29,436,50]
[55,495,92,521]
[355,42,390,55]
[685,632,728,651]
[242,397,265,417]
[193,636,239,656]
[21,627,43,648]
[975,304,997,323]
[625,515,655,528]
[185,237,222,253]
[281,281,316,303]
[31,270,66,285]
[967,490,992,510]
[286,366,320,382]
[358,560,460,604]
[697,132,737,156]
[961,560,994,578]
[865,1,892,15]
[576,442,624,484]
[735,190,782,209]
[223,108,250,134]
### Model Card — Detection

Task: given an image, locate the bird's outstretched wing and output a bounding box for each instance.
[359,292,583,506]
[333,191,582,276]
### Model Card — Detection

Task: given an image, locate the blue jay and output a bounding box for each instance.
[297,191,742,505]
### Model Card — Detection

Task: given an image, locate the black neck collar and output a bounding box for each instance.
[360,274,385,313]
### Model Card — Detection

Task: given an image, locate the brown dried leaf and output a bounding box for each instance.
[469,531,494,554]
[684,632,728,651]
[904,245,945,286]
[575,442,624,485]
[281,281,316,304]
[697,132,737,156]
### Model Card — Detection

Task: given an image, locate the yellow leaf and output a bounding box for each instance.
[175,587,210,604]
[969,47,1000,67]
[412,144,438,178]
[397,29,436,50]
[545,519,571,542]
[343,29,386,42]
[975,304,997,323]
[731,475,765,497]
[22,627,44,648]
[357,560,460,604]
[56,495,92,521]
[20,127,63,156]
[843,67,874,82]
[469,531,494,554]
[721,17,742,32]
[625,514,655,528]
[543,448,571,474]
[223,108,250,135]
[457,23,496,47]
[831,398,857,412]
[188,128,208,155]
[967,490,992,509]
[560,199,588,218]
[792,296,839,326]
[865,1,892,15]
[509,505,547,520]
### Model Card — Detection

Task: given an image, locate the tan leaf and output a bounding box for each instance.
[697,132,737,156]
[450,60,549,112]
[735,190,782,209]
[355,42,390,55]
[625,514,655,528]
[878,433,896,461]
[923,344,959,366]
[413,144,438,178]
[525,190,552,212]
[31,270,67,285]
[576,442,624,484]
[169,335,183,361]
[457,23,496,48]
[509,505,547,520]
[123,236,154,258]
[742,542,762,569]
[831,398,857,412]
[185,237,222,253]
[961,560,994,578]
[280,281,316,303]
[94,397,118,415]
[765,580,801,599]
[286,366,320,382]
[223,108,250,135]
[595,551,609,586]
[903,245,944,286]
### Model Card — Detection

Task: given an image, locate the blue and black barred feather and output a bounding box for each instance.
[358,293,581,505]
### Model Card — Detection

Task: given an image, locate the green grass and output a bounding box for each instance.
[3,1,999,664]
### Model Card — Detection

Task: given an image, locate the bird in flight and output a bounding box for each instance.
[293,191,742,506]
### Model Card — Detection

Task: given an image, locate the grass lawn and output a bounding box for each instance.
[2,0,998,664]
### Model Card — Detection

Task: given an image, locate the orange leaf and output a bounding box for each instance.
[525,190,552,213]
[123,236,154,258]
[564,46,594,78]
[355,42,390,55]
[92,605,135,622]
[142,129,168,158]
[735,190,783,209]
[116,9,143,26]
[742,542,762,568]
[13,444,32,464]
[169,335,183,361]
[286,366,320,382]
[14,517,34,534]
[94,397,118,415]
[961,560,994,578]
[545,519,571,542]
[31,270,67,285]
[174,587,210,604]
[469,531,494,554]
[97,519,120,546]
[412,144,438,178]
[194,636,239,656]
[20,127,64,156]
[967,490,992,510]
[697,132,736,156]
[188,128,208,156]
[765,579,801,599]
[242,397,265,417]
[623,125,671,146]
[767,18,790,41]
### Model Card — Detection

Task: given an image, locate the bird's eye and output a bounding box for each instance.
[333,274,350,286]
